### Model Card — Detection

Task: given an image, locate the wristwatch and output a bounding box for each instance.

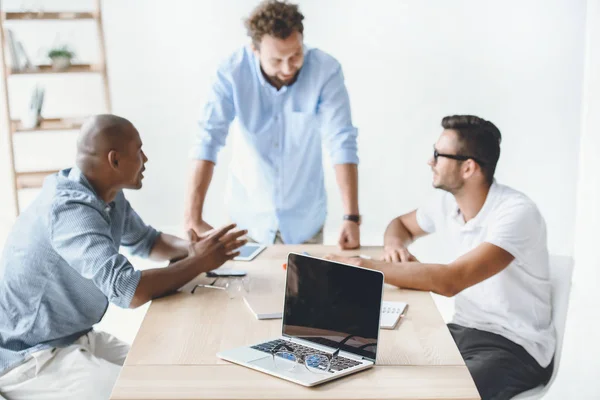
[343,214,361,225]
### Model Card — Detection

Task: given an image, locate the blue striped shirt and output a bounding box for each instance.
[191,45,359,244]
[0,167,159,373]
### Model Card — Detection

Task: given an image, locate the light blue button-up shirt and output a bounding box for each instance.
[191,45,359,244]
[0,167,159,373]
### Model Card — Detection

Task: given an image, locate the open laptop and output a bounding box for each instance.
[217,253,384,387]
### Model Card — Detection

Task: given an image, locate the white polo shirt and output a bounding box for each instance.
[416,182,555,367]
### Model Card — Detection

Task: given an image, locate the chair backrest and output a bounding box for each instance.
[547,254,574,383]
[510,255,573,400]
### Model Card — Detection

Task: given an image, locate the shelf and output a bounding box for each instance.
[8,64,103,75]
[1,4,109,215]
[2,12,96,21]
[15,170,60,189]
[11,117,85,133]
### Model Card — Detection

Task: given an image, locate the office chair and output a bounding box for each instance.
[512,255,574,399]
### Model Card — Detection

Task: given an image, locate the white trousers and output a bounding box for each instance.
[0,330,129,400]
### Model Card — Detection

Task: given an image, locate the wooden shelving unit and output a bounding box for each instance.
[10,117,85,133]
[0,1,111,214]
[8,64,103,75]
[2,12,96,21]
[15,169,61,189]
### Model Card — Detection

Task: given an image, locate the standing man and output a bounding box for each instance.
[185,0,361,248]
[327,115,555,400]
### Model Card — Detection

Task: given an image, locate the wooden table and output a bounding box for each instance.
[110,245,480,400]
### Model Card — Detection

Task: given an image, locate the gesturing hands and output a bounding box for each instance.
[188,223,247,273]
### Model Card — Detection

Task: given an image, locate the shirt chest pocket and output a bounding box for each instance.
[285,111,319,147]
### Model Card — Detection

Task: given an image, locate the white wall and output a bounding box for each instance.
[550,0,600,398]
[1,0,586,255]
[112,0,587,258]
[0,0,594,397]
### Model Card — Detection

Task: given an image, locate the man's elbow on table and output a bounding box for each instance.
[129,292,150,309]
[431,264,471,298]
[432,278,462,298]
[129,284,153,309]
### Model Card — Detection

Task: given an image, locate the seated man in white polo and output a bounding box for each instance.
[0,115,246,400]
[327,115,554,400]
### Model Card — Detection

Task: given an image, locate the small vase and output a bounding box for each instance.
[21,109,41,129]
[50,56,71,71]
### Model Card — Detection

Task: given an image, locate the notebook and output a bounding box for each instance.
[244,294,408,328]
[379,301,408,329]
[243,293,284,320]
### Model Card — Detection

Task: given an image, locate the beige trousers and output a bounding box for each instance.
[0,330,129,400]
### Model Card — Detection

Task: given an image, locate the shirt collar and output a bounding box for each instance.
[453,180,500,229]
[67,166,94,192]
[67,166,115,210]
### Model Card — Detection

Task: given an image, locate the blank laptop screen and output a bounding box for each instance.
[282,253,384,360]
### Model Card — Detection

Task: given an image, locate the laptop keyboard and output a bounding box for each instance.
[251,339,362,372]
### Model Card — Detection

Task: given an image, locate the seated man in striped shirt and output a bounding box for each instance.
[0,115,246,400]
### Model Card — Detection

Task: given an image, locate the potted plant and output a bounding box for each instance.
[47,46,75,71]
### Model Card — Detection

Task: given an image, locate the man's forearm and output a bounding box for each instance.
[185,160,214,225]
[383,218,414,248]
[148,233,189,262]
[334,163,359,214]
[369,260,455,297]
[130,255,206,308]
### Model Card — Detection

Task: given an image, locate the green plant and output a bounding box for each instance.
[47,46,75,59]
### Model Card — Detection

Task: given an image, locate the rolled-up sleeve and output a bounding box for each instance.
[318,64,359,165]
[190,66,236,164]
[50,200,141,308]
[121,199,160,257]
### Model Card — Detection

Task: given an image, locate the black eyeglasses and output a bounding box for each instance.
[433,148,485,165]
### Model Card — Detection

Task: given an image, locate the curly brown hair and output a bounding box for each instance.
[244,0,304,47]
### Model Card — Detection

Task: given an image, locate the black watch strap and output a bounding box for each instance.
[343,214,361,224]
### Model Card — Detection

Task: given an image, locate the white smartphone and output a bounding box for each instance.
[233,243,266,261]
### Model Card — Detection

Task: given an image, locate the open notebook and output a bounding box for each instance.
[243,294,408,329]
[243,294,285,320]
[379,300,408,329]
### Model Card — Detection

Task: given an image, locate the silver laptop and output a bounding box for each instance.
[217,253,384,387]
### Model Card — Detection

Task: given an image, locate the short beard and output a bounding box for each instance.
[433,180,464,195]
[265,69,300,88]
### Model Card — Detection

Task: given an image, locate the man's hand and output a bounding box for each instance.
[338,221,360,249]
[187,223,247,273]
[382,245,419,263]
[324,254,372,269]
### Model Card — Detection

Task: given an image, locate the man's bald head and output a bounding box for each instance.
[77,114,137,155]
[75,114,148,191]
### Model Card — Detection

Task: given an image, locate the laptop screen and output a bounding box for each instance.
[282,253,384,360]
